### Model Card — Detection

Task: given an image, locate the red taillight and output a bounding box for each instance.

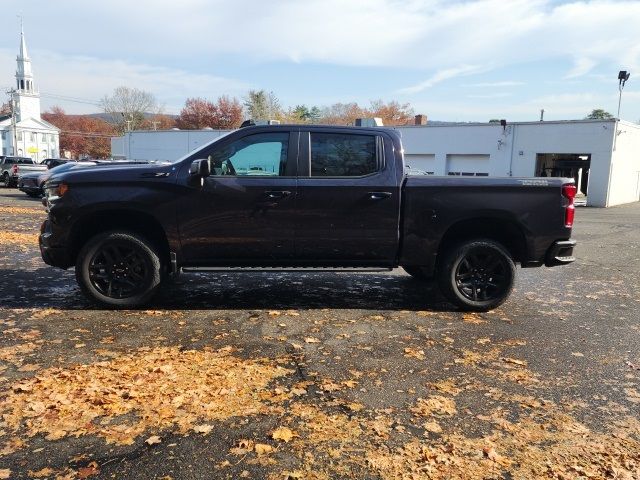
[562,183,577,228]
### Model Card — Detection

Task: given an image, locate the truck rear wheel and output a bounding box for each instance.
[75,231,162,308]
[437,239,515,311]
[1,173,10,188]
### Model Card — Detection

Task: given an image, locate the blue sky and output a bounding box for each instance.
[1,0,639,122]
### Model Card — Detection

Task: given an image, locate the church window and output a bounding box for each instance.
[50,134,54,142]
[41,133,46,141]
[30,132,35,142]
[17,131,22,141]
[1,131,5,140]
[20,80,24,90]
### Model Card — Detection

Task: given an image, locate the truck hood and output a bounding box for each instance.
[48,162,175,185]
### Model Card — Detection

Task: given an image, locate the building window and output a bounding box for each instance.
[50,134,55,142]
[41,133,47,142]
[1,131,5,140]
[30,132,35,142]
[18,149,23,155]
[2,148,6,155]
[17,131,23,141]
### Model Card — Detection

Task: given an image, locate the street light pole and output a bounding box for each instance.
[617,70,631,119]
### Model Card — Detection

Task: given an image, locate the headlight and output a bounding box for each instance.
[45,182,69,201]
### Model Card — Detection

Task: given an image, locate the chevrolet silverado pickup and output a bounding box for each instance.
[1,156,48,187]
[39,125,577,310]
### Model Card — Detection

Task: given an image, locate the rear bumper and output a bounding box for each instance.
[39,219,71,269]
[545,240,576,267]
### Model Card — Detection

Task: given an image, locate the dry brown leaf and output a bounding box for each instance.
[272,426,297,443]
[77,462,100,479]
[193,424,213,434]
[28,467,54,478]
[304,337,321,343]
[145,435,162,445]
[0,469,10,479]
[254,443,274,455]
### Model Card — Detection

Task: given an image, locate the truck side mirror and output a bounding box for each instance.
[189,159,210,177]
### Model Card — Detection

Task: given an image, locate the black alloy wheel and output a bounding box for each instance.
[438,239,515,311]
[88,241,151,299]
[454,246,510,302]
[76,231,162,307]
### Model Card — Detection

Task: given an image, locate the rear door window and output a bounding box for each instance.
[310,133,378,177]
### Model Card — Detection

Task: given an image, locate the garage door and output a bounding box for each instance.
[405,154,436,175]
[446,154,490,176]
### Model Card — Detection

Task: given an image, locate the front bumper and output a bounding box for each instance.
[39,219,71,269]
[18,181,42,195]
[545,240,576,267]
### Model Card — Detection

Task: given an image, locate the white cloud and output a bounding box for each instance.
[467,93,513,99]
[398,65,487,94]
[0,48,248,114]
[565,58,597,79]
[465,81,525,88]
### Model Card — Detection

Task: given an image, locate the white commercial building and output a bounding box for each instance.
[111,118,640,208]
[0,27,60,161]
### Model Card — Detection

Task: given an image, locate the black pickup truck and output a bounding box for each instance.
[39,125,576,310]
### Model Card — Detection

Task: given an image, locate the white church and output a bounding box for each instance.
[0,27,60,161]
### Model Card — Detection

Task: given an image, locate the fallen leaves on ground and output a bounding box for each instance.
[0,346,292,447]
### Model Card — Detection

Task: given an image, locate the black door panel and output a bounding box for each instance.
[295,132,401,265]
[177,131,298,265]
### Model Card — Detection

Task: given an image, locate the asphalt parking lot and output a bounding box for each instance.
[0,189,638,480]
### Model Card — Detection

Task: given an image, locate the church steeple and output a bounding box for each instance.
[16,21,35,94]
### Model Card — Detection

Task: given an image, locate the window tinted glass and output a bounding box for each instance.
[311,133,377,177]
[206,133,289,177]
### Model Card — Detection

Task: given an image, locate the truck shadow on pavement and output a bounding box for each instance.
[0,267,453,311]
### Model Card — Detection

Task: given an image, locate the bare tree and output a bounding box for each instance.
[100,86,159,134]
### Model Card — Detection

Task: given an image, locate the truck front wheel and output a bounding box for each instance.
[437,239,515,312]
[75,231,162,308]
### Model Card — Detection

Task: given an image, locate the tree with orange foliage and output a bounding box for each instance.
[42,106,115,159]
[366,100,414,126]
[176,96,243,130]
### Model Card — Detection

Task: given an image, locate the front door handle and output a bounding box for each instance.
[368,191,392,200]
[265,190,292,199]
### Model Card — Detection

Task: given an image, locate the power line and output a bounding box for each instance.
[59,130,114,138]
[40,92,102,106]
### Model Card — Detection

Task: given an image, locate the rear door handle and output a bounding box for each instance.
[368,191,392,200]
[265,190,292,199]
